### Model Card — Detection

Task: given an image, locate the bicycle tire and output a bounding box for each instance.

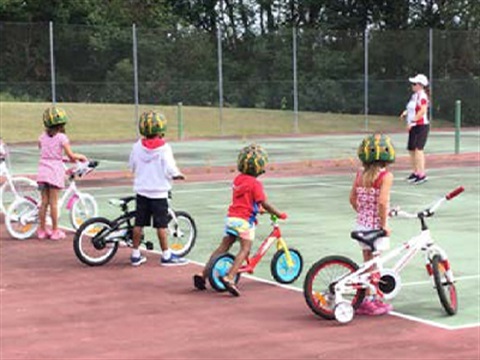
[168,210,197,257]
[70,193,98,230]
[270,248,303,284]
[431,254,458,315]
[207,253,241,292]
[73,217,119,266]
[303,255,365,320]
[0,177,39,214]
[5,197,38,239]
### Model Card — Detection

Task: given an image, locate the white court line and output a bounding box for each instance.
[127,247,480,331]
[402,274,480,287]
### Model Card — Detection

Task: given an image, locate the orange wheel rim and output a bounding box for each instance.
[171,243,183,250]
[314,292,328,306]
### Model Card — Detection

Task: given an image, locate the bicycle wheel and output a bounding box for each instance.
[207,253,241,292]
[303,255,365,320]
[5,197,39,240]
[168,211,197,257]
[0,177,39,214]
[70,193,98,230]
[431,254,458,315]
[270,248,303,284]
[73,217,119,266]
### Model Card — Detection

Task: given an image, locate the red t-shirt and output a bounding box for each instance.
[227,173,266,223]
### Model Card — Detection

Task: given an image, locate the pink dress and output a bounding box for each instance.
[37,132,69,189]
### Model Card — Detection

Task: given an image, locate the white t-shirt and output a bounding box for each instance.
[406,90,429,126]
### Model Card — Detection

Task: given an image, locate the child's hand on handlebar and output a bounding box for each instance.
[278,212,288,220]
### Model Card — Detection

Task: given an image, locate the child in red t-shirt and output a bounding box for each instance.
[193,144,287,296]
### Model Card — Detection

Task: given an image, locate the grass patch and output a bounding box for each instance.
[0,101,453,143]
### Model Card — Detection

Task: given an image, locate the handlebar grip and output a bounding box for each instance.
[446,186,464,200]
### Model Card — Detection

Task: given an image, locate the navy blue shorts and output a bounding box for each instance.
[134,194,169,228]
[408,124,429,151]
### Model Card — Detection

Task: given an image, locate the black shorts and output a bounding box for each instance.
[134,194,169,228]
[407,124,430,151]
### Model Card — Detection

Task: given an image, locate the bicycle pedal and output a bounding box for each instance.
[145,241,154,250]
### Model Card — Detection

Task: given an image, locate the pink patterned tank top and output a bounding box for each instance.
[355,169,388,229]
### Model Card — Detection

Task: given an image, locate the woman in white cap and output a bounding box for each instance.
[400,74,430,184]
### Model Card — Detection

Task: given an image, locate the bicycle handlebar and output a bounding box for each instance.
[390,186,465,219]
[446,186,464,200]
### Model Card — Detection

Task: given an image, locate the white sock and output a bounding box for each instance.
[132,249,141,258]
[162,249,172,260]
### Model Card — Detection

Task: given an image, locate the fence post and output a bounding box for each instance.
[292,26,299,134]
[49,21,56,105]
[217,0,224,136]
[455,100,461,154]
[132,24,139,138]
[177,102,184,140]
[429,28,433,122]
[364,27,369,132]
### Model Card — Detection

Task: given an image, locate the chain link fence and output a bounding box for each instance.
[1,22,478,141]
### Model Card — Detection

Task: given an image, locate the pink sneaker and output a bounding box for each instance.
[50,229,66,240]
[37,229,48,240]
[373,299,393,313]
[46,228,53,238]
[355,300,386,316]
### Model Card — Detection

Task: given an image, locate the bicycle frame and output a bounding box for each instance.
[238,218,294,274]
[333,186,464,303]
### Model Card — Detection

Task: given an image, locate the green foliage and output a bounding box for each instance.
[0,1,478,125]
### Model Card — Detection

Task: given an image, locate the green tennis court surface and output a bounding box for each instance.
[5,130,480,175]
[5,132,479,329]
[59,166,478,329]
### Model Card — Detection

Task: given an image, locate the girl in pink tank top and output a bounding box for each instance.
[349,134,395,316]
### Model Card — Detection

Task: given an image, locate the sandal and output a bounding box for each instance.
[219,276,240,297]
[193,274,206,290]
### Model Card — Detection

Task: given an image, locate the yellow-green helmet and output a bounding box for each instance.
[358,134,396,164]
[43,107,68,128]
[237,144,268,176]
[138,111,167,137]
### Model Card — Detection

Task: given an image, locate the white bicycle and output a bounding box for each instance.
[5,160,99,240]
[0,140,39,214]
[303,186,465,324]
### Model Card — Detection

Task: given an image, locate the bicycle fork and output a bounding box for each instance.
[424,246,455,286]
[275,238,295,268]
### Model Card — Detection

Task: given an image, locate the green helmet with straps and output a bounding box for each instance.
[358,133,396,164]
[138,111,167,137]
[43,107,68,128]
[237,144,269,176]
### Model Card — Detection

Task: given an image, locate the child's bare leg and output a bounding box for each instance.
[49,188,59,230]
[132,226,143,249]
[225,238,252,281]
[201,235,235,278]
[39,189,49,231]
[157,227,168,251]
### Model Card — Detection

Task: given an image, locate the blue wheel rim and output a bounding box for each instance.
[275,251,301,282]
[212,256,234,290]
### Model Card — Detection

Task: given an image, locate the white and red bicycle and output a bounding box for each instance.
[303,186,465,324]
[5,160,99,239]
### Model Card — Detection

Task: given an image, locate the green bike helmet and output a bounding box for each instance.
[358,133,396,164]
[43,107,68,128]
[237,144,269,176]
[138,111,167,137]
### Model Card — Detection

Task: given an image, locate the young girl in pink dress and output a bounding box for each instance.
[37,107,86,240]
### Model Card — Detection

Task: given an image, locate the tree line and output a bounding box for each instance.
[0,0,478,124]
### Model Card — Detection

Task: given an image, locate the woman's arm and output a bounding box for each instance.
[414,104,427,124]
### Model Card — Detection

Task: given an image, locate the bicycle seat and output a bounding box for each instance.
[109,196,135,207]
[350,229,387,251]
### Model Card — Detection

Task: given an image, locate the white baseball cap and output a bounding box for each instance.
[408,74,429,86]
